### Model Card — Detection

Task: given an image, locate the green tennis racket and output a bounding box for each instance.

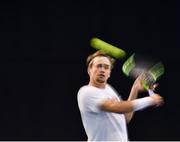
[122,53,165,95]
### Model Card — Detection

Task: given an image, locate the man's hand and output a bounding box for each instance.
[132,75,145,92]
[150,94,164,107]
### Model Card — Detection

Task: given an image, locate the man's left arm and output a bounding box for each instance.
[124,77,143,123]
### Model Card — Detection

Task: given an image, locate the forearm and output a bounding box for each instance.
[128,85,139,101]
[101,96,156,126]
[101,96,154,114]
[101,100,135,114]
[125,86,139,123]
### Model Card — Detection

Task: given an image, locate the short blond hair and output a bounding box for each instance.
[86,51,116,69]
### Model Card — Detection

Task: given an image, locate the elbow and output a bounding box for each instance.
[126,117,131,123]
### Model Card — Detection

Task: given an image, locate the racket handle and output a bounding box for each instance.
[148,89,155,96]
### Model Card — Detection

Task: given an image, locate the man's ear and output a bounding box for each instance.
[107,70,111,78]
[87,67,90,75]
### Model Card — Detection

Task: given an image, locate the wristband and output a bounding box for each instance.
[132,97,154,111]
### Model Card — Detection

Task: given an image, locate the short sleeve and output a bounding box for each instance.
[78,86,107,113]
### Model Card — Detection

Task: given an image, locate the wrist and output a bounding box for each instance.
[132,97,154,111]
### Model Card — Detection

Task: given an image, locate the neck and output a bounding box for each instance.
[88,81,106,88]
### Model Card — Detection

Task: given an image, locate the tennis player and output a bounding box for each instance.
[77,51,163,141]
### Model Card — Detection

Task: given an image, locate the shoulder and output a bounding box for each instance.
[78,85,99,96]
[78,85,94,92]
[106,84,117,92]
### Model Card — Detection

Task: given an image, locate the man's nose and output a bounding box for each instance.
[99,66,106,72]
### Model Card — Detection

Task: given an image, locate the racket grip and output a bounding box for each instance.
[148,89,155,96]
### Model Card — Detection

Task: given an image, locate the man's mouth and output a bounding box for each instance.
[98,74,105,77]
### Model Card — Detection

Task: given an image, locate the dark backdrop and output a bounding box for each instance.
[0,0,179,140]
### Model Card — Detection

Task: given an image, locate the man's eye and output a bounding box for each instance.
[97,64,103,68]
[96,64,110,69]
[104,65,110,69]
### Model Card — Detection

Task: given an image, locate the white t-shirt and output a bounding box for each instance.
[77,84,128,141]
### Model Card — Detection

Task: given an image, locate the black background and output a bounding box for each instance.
[0,0,179,140]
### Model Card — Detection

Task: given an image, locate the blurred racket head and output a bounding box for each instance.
[122,53,165,90]
[122,53,154,78]
[141,62,165,90]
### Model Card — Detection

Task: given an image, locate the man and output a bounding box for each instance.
[77,51,163,141]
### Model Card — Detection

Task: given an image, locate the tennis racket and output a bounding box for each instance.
[122,53,165,96]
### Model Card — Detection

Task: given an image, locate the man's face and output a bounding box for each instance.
[88,56,111,86]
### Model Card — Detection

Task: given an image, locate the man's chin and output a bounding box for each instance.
[96,79,106,84]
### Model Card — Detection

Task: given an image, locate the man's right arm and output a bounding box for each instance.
[100,94,163,114]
